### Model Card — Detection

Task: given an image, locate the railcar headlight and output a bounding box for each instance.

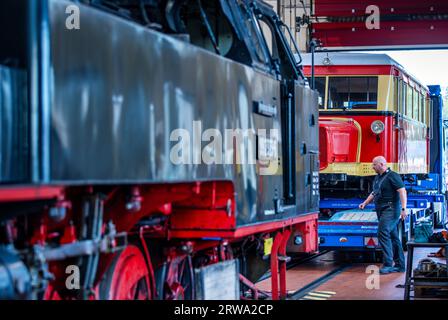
[371,120,385,134]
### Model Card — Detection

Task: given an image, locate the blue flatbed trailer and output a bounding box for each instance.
[319,209,380,250]
[318,195,443,251]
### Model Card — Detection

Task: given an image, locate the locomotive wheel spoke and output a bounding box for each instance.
[165,255,194,300]
[98,245,151,300]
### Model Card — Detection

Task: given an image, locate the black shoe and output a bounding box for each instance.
[380,266,395,274]
[392,266,405,273]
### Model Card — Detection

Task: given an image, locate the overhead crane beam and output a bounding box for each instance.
[311,0,448,50]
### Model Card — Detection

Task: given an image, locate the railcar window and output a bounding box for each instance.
[406,85,413,118]
[417,93,421,121]
[312,77,326,109]
[413,88,419,121]
[401,81,406,116]
[398,79,404,114]
[327,76,378,109]
[418,93,422,122]
[394,78,398,112]
[421,93,426,124]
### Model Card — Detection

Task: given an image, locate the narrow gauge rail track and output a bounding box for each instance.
[258,250,332,283]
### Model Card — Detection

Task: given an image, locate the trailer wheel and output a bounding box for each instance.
[98,245,151,300]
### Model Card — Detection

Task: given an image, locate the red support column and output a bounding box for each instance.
[270,231,283,300]
[270,229,292,300]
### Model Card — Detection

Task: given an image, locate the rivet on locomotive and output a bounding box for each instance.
[0,0,319,300]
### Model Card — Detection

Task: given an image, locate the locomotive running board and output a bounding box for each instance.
[168,212,318,239]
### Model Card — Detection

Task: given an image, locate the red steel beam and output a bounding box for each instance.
[0,186,64,203]
[167,213,319,239]
[314,0,448,17]
[312,0,448,48]
[279,229,291,300]
[270,231,283,300]
[312,20,448,49]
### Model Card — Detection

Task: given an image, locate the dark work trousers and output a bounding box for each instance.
[377,207,406,268]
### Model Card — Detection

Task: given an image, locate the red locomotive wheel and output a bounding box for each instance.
[98,245,151,300]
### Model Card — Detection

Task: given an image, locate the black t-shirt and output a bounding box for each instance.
[372,168,405,209]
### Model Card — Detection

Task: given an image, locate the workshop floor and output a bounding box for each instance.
[256,248,447,300]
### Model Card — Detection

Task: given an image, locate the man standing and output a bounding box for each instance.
[359,156,408,274]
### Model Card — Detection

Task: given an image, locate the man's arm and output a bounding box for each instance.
[397,187,407,219]
[359,193,375,209]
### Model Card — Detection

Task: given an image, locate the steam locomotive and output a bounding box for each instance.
[0,0,319,300]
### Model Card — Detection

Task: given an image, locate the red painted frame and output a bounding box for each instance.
[0,186,64,202]
[168,213,318,239]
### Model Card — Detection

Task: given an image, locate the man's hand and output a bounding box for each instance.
[400,208,408,220]
[360,193,374,210]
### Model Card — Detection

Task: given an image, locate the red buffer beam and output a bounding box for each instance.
[312,0,448,49]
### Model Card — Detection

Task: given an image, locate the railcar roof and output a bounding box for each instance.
[299,52,428,90]
[300,52,404,68]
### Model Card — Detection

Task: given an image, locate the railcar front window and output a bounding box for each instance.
[327,76,378,109]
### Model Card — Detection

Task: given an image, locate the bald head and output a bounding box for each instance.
[372,156,387,174]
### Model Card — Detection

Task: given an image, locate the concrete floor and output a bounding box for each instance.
[256,248,447,300]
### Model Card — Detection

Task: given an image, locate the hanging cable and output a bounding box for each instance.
[196,0,221,55]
